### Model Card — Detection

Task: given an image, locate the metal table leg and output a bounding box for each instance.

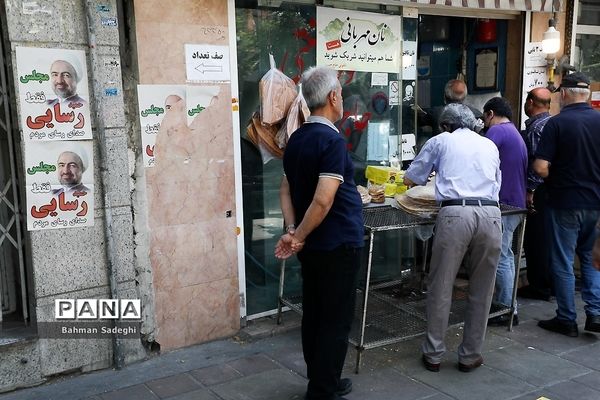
[355,230,375,374]
[508,216,527,331]
[277,260,286,325]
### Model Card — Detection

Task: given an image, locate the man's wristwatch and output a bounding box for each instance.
[285,224,296,233]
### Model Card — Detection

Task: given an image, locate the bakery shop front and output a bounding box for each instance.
[233,0,564,318]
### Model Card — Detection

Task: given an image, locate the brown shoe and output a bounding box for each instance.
[458,356,483,372]
[422,354,440,372]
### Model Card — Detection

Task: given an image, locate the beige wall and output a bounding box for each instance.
[531,11,568,115]
[134,0,240,350]
[505,15,525,126]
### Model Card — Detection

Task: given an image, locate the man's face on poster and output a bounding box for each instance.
[57,152,83,186]
[50,60,78,99]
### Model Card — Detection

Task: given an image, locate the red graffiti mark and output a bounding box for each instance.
[289,26,317,84]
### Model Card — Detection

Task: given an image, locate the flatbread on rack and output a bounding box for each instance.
[395,182,439,217]
[356,185,372,205]
[405,184,436,202]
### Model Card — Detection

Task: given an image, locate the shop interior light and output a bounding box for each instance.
[542,18,560,55]
[542,13,561,92]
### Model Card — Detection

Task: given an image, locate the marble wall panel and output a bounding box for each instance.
[134,0,240,350]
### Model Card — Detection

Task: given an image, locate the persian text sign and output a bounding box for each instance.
[317,7,401,73]
[25,141,94,230]
[16,47,92,141]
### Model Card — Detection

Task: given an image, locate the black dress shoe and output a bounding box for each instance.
[458,356,483,372]
[422,354,440,372]
[488,314,519,327]
[538,317,579,337]
[517,286,551,301]
[585,315,600,333]
[336,378,352,396]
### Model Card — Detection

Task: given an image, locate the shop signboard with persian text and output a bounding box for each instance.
[316,7,401,73]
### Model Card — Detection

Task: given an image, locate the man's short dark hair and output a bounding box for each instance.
[483,97,513,121]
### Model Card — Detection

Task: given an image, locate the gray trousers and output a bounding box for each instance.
[422,205,502,364]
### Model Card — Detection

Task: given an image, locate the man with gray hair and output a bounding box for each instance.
[275,66,363,400]
[404,103,502,373]
[533,71,600,337]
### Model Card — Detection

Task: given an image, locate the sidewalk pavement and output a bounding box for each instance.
[2,296,600,400]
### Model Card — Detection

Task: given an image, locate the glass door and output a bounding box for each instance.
[235,1,415,317]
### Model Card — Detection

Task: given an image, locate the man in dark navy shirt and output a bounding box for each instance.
[275,66,363,400]
[534,71,600,337]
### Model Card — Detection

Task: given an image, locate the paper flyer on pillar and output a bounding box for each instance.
[16,47,92,142]
[25,141,94,231]
[137,85,186,167]
[186,86,220,127]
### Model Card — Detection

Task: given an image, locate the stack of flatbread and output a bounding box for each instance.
[368,184,385,203]
[395,182,439,217]
[356,185,372,205]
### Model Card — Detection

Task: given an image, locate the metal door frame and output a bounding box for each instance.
[0,7,29,323]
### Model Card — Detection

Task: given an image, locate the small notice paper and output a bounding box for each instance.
[185,44,230,82]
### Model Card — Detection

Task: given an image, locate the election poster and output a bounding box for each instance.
[137,85,186,167]
[316,7,401,73]
[185,85,220,127]
[25,141,94,231]
[16,47,92,142]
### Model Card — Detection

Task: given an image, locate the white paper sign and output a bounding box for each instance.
[137,85,186,167]
[389,81,400,106]
[525,42,547,67]
[185,44,230,82]
[401,134,416,161]
[402,41,417,80]
[476,51,497,89]
[523,67,548,91]
[367,122,390,161]
[371,72,388,87]
[317,7,401,73]
[16,47,92,141]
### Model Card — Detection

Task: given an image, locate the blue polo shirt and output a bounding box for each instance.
[535,102,600,209]
[283,117,364,251]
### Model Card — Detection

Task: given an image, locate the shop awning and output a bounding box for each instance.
[396,0,562,12]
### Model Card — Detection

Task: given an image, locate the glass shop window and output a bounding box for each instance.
[235,1,416,316]
[573,1,600,81]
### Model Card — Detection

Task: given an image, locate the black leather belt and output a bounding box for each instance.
[439,199,499,207]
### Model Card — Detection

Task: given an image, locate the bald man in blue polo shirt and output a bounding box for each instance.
[275,66,363,400]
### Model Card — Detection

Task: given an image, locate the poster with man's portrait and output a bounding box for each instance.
[16,47,92,142]
[25,141,94,231]
[137,85,186,167]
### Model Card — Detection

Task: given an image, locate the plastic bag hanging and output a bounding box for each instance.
[276,83,310,149]
[259,53,298,125]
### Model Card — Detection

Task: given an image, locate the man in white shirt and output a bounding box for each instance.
[404,103,502,373]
